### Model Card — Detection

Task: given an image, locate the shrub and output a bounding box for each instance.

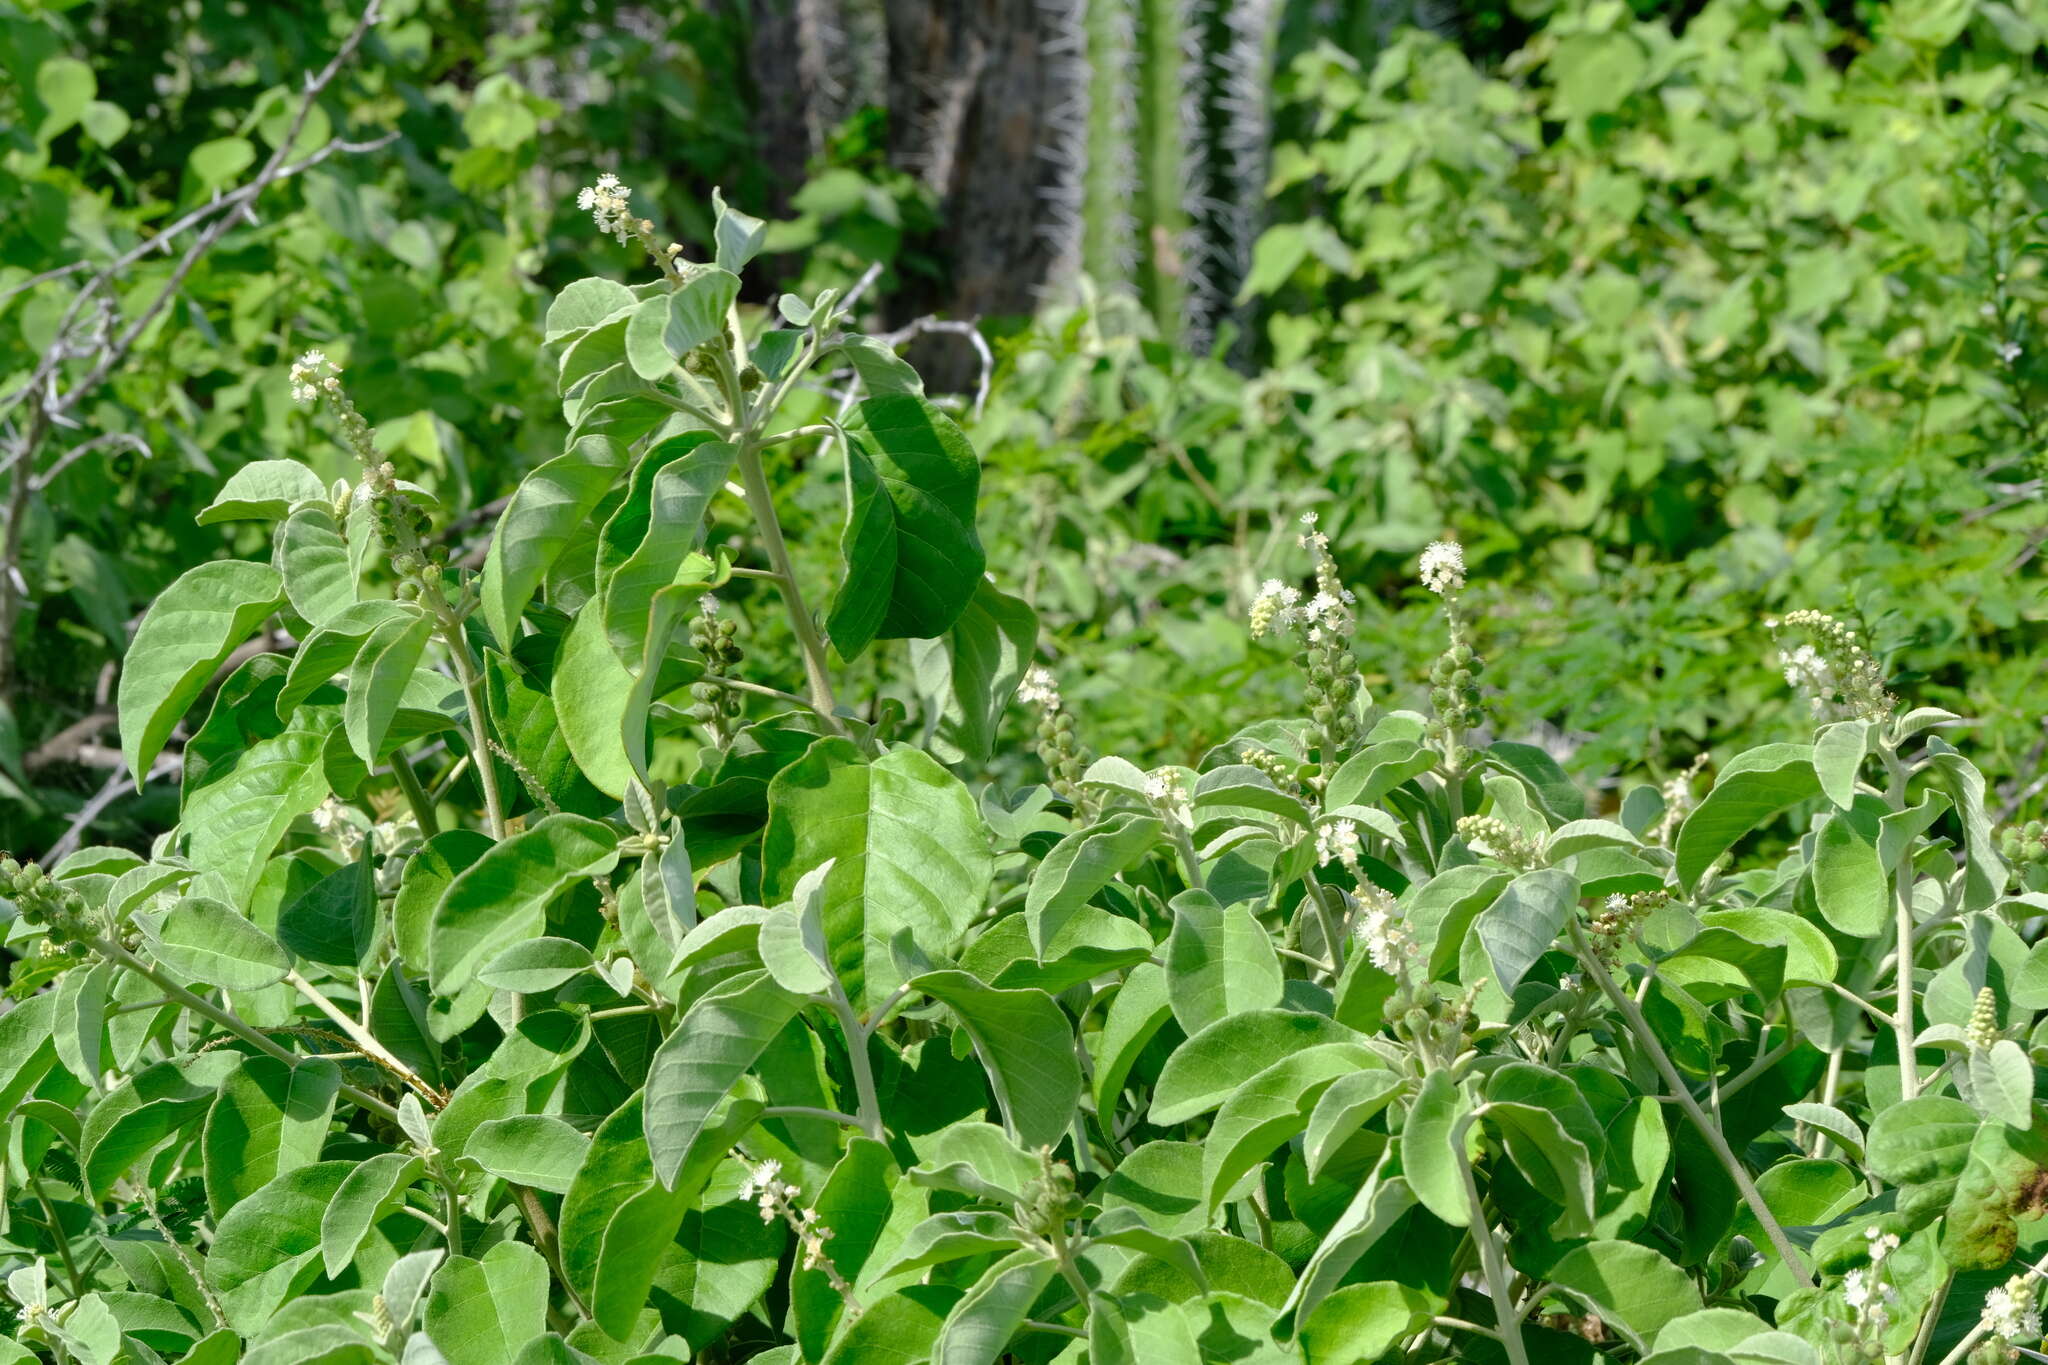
[5,179,2048,1365]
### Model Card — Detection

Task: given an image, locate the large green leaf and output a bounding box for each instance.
[319,1152,425,1278]
[911,970,1081,1150]
[197,460,326,525]
[1674,745,1818,892]
[479,435,627,647]
[1150,1010,1362,1126]
[625,267,740,379]
[118,560,284,782]
[272,506,354,626]
[1545,1240,1701,1349]
[643,971,800,1186]
[1026,812,1163,954]
[932,1249,1057,1365]
[762,739,993,1009]
[1812,806,1886,936]
[424,1242,551,1365]
[201,1055,341,1219]
[180,704,334,907]
[426,813,619,995]
[342,605,433,762]
[1474,867,1580,996]
[1399,1069,1472,1227]
[1164,890,1283,1034]
[80,1060,215,1200]
[909,580,1039,765]
[825,395,985,660]
[1202,1043,1383,1210]
[596,433,733,660]
[554,597,639,799]
[205,1160,353,1333]
[152,896,291,990]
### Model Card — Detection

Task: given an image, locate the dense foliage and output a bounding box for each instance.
[5,0,2048,1363]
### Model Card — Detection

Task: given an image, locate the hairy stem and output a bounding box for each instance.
[440,620,507,839]
[734,444,841,725]
[390,750,440,837]
[1452,1117,1531,1365]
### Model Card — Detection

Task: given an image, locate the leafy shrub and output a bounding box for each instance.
[6,177,2048,1365]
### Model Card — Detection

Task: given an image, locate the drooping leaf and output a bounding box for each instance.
[202,1055,341,1219]
[424,1241,551,1365]
[479,436,627,647]
[152,896,291,990]
[197,460,327,525]
[643,970,800,1186]
[911,970,1081,1150]
[1164,890,1283,1034]
[1674,745,1819,892]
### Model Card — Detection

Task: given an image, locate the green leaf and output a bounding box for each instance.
[1675,745,1819,892]
[272,507,354,627]
[319,1152,425,1277]
[478,937,595,993]
[1813,721,1870,809]
[1299,1282,1438,1365]
[1150,1009,1362,1126]
[279,601,407,718]
[554,597,639,799]
[1091,963,1174,1117]
[277,848,375,971]
[181,705,334,908]
[1399,1069,1472,1227]
[826,396,986,659]
[644,970,800,1186]
[1488,740,1586,822]
[1550,32,1647,118]
[197,461,327,525]
[1475,867,1580,996]
[546,278,636,340]
[625,268,741,379]
[1696,908,1837,986]
[908,580,1039,765]
[1970,1040,2035,1129]
[202,1055,341,1219]
[465,1116,590,1193]
[1545,1240,1701,1350]
[1275,1162,1417,1336]
[595,433,734,660]
[153,896,291,990]
[1484,1100,1597,1238]
[118,560,284,783]
[0,994,59,1120]
[1812,808,1886,937]
[1305,1070,1404,1181]
[874,1211,1024,1281]
[1866,1097,1980,1186]
[1203,1043,1383,1210]
[1026,812,1163,954]
[206,1161,352,1333]
[762,739,993,1009]
[932,1249,1057,1365]
[792,1138,908,1353]
[427,813,619,995]
[343,606,433,762]
[1324,740,1437,812]
[425,1242,551,1365]
[35,56,94,139]
[912,970,1081,1150]
[80,1060,214,1201]
[1165,890,1283,1034]
[712,188,768,272]
[480,436,627,647]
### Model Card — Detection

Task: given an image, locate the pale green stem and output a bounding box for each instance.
[1567,920,1815,1288]
[1452,1114,1531,1365]
[440,621,506,840]
[1882,743,1919,1099]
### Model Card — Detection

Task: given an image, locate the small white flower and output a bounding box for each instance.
[1863,1227,1899,1265]
[1316,819,1362,870]
[1999,339,2023,365]
[290,348,339,404]
[1420,540,1465,596]
[577,172,636,245]
[1354,886,1414,974]
[1018,665,1061,712]
[1144,768,1189,818]
[1983,302,1999,318]
[1984,1274,2043,1342]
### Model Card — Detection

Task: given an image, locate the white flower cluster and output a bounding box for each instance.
[2000,340,2023,365]
[739,1159,838,1273]
[1420,540,1466,597]
[1984,1273,2043,1344]
[1144,767,1190,820]
[577,172,635,245]
[1018,665,1062,712]
[290,349,341,404]
[1354,883,1413,974]
[1298,510,1328,552]
[1838,1227,1901,1339]
[1315,818,1361,871]
[1249,579,1353,639]
[1766,610,1892,720]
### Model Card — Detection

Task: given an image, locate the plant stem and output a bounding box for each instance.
[763,1105,865,1127]
[733,444,841,726]
[285,970,446,1105]
[29,1170,83,1296]
[1568,920,1815,1288]
[90,935,400,1124]
[827,991,885,1141]
[1882,744,1920,1099]
[440,621,507,839]
[1452,1117,1531,1365]
[390,750,440,836]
